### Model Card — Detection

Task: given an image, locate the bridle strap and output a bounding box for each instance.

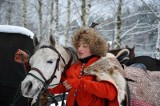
[31,67,47,82]
[40,45,66,65]
[28,45,78,86]
[27,73,45,85]
[29,57,60,85]
[29,45,63,85]
[25,45,70,106]
[46,56,60,84]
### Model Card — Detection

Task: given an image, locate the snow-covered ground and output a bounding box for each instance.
[50,100,66,106]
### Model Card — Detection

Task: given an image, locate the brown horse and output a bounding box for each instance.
[125,56,160,71]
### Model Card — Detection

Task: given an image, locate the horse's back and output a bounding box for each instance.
[123,66,160,106]
[127,56,160,71]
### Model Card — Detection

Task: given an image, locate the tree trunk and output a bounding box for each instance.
[38,0,43,37]
[86,0,91,26]
[156,19,160,59]
[115,0,122,49]
[81,0,91,27]
[49,0,54,36]
[65,0,71,46]
[81,0,86,26]
[6,1,13,25]
[22,0,27,28]
[55,0,59,31]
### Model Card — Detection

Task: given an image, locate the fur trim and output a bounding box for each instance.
[83,57,126,105]
[72,27,108,57]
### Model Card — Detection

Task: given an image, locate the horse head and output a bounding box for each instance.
[21,34,77,104]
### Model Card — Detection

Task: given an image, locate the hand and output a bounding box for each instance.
[63,80,72,91]
[14,49,29,63]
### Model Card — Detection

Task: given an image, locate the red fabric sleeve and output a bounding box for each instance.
[67,79,117,101]
[48,75,67,94]
[48,83,66,94]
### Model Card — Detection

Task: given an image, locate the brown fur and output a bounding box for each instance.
[72,27,108,57]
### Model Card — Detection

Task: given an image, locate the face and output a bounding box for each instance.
[77,41,92,59]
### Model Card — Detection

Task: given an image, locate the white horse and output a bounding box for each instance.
[21,35,78,105]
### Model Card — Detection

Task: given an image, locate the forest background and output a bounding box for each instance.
[0,0,160,58]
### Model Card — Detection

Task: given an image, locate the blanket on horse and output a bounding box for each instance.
[84,55,160,106]
[123,65,160,106]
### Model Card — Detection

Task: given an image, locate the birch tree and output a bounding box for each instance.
[22,0,27,27]
[140,0,160,59]
[5,0,14,25]
[52,0,59,42]
[38,0,43,36]
[81,0,91,26]
[55,0,59,31]
[49,0,54,35]
[155,16,160,59]
[65,0,71,45]
[114,0,122,49]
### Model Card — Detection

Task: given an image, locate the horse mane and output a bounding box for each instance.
[62,47,78,76]
[64,47,78,63]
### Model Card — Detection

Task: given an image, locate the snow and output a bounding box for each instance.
[50,101,66,106]
[0,25,34,38]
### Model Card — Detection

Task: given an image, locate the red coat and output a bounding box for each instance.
[49,57,119,106]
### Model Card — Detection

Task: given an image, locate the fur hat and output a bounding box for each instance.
[72,27,108,57]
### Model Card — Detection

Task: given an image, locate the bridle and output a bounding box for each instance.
[11,45,76,106]
[26,45,75,106]
[28,45,68,86]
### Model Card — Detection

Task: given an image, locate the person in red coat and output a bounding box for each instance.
[49,27,120,106]
[14,27,123,106]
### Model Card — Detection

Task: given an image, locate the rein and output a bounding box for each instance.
[29,45,65,86]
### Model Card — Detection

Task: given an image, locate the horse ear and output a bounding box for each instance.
[132,45,135,50]
[49,34,55,46]
[33,34,39,47]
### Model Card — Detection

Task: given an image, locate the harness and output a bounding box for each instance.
[12,45,77,106]
[28,45,76,106]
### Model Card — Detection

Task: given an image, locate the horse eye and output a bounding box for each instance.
[47,60,53,63]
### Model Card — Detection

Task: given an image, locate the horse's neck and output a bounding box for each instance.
[64,47,78,64]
